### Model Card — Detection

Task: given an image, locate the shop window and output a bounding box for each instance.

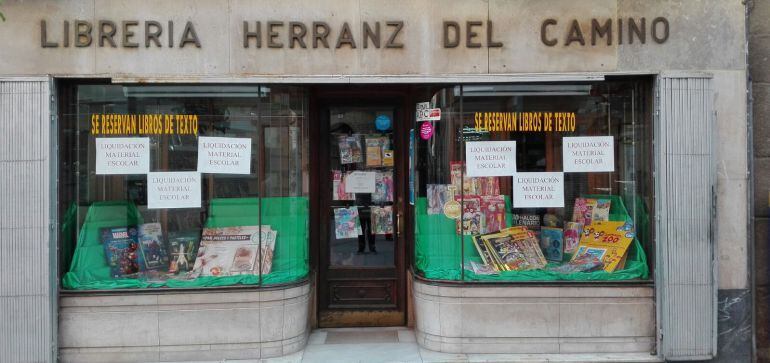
[413,80,653,282]
[58,84,309,290]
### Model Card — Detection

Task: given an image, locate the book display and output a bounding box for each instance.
[192,225,277,277]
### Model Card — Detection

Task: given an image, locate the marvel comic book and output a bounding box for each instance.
[101,226,141,278]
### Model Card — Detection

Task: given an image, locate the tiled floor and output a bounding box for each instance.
[252,327,664,363]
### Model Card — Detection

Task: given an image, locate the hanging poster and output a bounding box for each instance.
[345,171,377,194]
[95,137,150,175]
[465,141,517,177]
[197,136,252,174]
[512,172,565,208]
[562,136,614,173]
[147,171,202,209]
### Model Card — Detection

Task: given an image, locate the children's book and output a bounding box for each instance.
[138,223,168,271]
[572,220,635,272]
[427,184,450,215]
[371,206,394,235]
[167,231,200,274]
[332,170,355,200]
[372,171,394,203]
[540,226,564,262]
[481,195,506,234]
[334,207,363,239]
[548,254,604,274]
[365,136,383,167]
[101,226,141,278]
[563,222,583,254]
[592,199,611,222]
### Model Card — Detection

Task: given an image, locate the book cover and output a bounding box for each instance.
[371,206,394,235]
[137,223,168,271]
[499,226,548,269]
[456,197,483,235]
[548,254,604,273]
[382,149,394,166]
[365,136,383,167]
[332,170,355,201]
[167,231,200,274]
[193,225,262,277]
[571,198,611,225]
[450,161,463,193]
[572,220,635,272]
[427,184,450,215]
[230,245,258,274]
[592,199,611,222]
[481,195,506,234]
[471,235,498,269]
[540,226,564,262]
[259,228,277,274]
[372,171,394,203]
[563,222,583,254]
[334,207,363,239]
[338,135,363,164]
[478,177,500,196]
[101,226,140,278]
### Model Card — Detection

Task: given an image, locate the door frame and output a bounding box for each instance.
[309,86,411,327]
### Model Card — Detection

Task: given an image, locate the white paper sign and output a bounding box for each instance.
[197,136,252,174]
[465,141,517,177]
[147,172,201,209]
[345,171,376,194]
[415,102,441,122]
[95,137,150,175]
[513,172,565,208]
[562,136,614,173]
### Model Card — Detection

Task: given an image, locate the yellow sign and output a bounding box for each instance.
[473,112,576,133]
[89,114,199,136]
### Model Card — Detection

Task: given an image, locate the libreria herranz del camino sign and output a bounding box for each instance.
[39,17,670,49]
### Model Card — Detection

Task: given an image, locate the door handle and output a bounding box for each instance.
[396,212,403,237]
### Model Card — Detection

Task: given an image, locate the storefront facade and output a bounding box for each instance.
[0,1,750,362]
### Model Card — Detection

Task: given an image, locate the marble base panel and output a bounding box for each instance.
[413,279,655,354]
[58,282,311,363]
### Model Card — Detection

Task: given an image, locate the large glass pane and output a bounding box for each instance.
[413,81,652,282]
[328,106,396,267]
[59,84,309,290]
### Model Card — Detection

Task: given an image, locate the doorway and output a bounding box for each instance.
[315,95,407,327]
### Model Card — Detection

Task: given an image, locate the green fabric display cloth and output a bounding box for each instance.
[62,197,309,290]
[414,194,650,281]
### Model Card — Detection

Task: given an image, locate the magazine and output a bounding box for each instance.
[540,226,564,262]
[481,195,506,234]
[427,184,450,215]
[479,226,547,271]
[563,222,583,254]
[332,170,355,201]
[137,223,168,271]
[101,226,141,278]
[334,207,363,239]
[338,135,363,164]
[192,225,262,277]
[371,206,394,235]
[365,136,383,167]
[167,231,200,274]
[372,171,394,203]
[572,220,635,272]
